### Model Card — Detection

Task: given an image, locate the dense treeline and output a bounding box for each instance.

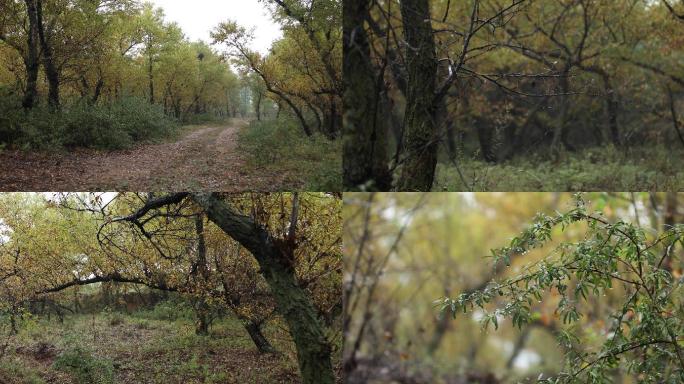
[0,193,342,383]
[0,0,240,148]
[343,0,684,191]
[0,0,341,150]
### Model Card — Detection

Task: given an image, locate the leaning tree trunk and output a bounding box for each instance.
[343,0,391,190]
[243,319,276,354]
[192,194,335,384]
[396,0,439,191]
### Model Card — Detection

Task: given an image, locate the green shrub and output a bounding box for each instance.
[107,97,178,143]
[238,119,342,191]
[53,346,114,384]
[0,89,23,147]
[0,95,179,150]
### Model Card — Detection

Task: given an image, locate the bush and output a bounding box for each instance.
[0,89,23,147]
[0,95,179,150]
[53,346,114,384]
[238,118,342,191]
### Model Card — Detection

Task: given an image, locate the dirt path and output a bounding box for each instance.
[0,119,290,191]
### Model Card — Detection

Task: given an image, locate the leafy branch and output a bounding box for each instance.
[436,194,684,383]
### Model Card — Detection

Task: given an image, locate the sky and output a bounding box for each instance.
[147,0,283,54]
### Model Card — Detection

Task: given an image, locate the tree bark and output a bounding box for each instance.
[148,51,155,104]
[343,0,391,190]
[244,320,276,354]
[22,0,40,110]
[551,69,575,154]
[602,74,620,146]
[192,193,334,384]
[396,0,439,191]
[35,0,59,109]
[193,214,211,336]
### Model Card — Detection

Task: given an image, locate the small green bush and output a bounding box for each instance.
[53,346,114,384]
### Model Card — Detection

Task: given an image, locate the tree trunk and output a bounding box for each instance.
[475,117,497,163]
[22,0,40,110]
[92,77,104,105]
[305,100,323,133]
[194,214,211,336]
[35,0,59,109]
[601,73,620,146]
[255,92,262,121]
[244,320,276,354]
[192,193,334,384]
[396,0,438,191]
[343,0,391,190]
[666,85,684,147]
[148,53,154,104]
[551,69,575,154]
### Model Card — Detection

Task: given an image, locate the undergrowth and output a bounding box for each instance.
[434,146,683,191]
[0,94,179,150]
[0,310,301,384]
[238,118,342,191]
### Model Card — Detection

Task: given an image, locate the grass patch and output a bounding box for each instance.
[0,358,46,384]
[238,118,341,191]
[434,146,683,191]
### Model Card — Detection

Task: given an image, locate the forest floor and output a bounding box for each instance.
[0,119,298,191]
[434,146,683,191]
[0,313,301,384]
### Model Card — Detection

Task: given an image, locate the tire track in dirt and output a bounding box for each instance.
[0,119,287,191]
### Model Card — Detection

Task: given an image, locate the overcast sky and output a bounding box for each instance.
[147,0,283,54]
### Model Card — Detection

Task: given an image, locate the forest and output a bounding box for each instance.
[344,192,684,383]
[343,0,684,191]
[0,0,341,191]
[0,192,342,383]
